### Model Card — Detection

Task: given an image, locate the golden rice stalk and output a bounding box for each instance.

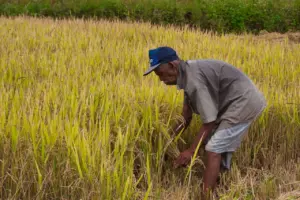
[162,131,181,159]
[277,191,300,200]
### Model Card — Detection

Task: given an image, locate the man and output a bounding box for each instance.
[143,46,266,198]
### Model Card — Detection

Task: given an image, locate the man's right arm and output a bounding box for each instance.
[171,103,193,135]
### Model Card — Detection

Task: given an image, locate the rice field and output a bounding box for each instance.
[0,16,299,200]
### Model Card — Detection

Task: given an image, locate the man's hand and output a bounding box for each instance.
[173,121,216,169]
[173,149,194,168]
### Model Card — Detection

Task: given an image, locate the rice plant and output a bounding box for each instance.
[0,16,299,200]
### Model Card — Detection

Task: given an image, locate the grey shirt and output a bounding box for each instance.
[177,59,266,130]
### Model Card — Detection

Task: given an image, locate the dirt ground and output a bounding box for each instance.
[256,31,300,44]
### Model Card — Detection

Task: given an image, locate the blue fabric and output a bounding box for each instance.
[148,46,178,67]
[149,49,160,67]
[144,46,179,76]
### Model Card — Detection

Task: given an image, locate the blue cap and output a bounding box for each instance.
[143,46,179,76]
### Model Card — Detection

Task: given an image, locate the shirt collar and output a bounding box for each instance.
[176,60,187,90]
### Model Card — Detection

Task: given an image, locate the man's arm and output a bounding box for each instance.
[171,103,193,136]
[174,121,216,168]
[187,121,215,153]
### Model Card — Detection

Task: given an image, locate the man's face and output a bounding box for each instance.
[154,62,178,85]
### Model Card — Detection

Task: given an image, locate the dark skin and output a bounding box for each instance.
[153,61,179,85]
[153,60,222,199]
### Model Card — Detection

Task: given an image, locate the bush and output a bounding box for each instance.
[0,0,299,34]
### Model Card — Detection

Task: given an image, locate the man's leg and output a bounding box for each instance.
[201,151,222,200]
[201,122,252,199]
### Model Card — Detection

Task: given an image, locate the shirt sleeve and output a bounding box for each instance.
[189,85,218,123]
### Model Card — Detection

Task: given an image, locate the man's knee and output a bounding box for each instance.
[205,150,221,159]
[204,151,222,171]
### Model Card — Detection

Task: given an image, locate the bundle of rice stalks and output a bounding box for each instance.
[161,128,181,159]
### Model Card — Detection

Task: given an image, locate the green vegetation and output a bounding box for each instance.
[1,0,300,33]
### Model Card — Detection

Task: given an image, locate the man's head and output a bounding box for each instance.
[143,46,180,85]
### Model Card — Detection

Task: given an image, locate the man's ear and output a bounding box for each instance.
[169,61,178,73]
[168,61,175,69]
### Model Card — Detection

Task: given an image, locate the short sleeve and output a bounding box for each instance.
[188,85,218,123]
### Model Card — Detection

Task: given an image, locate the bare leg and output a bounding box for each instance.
[201,151,222,200]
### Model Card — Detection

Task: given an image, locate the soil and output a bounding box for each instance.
[256,30,300,44]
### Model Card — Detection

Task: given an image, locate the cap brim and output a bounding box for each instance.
[143,63,161,76]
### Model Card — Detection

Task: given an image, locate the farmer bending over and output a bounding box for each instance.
[143,46,266,199]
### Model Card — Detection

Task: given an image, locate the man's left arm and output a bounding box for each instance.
[174,85,218,168]
[187,121,216,153]
[174,121,216,168]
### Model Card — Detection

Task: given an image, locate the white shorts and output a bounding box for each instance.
[204,121,252,170]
